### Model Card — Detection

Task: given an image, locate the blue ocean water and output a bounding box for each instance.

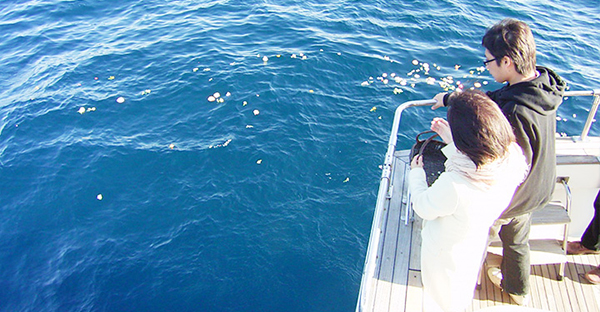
[0,1,598,311]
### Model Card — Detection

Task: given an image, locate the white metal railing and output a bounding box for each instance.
[355,90,599,312]
[355,99,435,312]
[563,89,600,140]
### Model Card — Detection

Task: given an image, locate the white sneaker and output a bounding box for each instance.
[509,293,530,306]
[487,267,502,289]
[487,267,530,306]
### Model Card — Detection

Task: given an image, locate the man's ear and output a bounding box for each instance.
[501,56,512,67]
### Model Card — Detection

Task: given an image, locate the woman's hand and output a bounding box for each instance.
[411,155,424,169]
[431,117,453,144]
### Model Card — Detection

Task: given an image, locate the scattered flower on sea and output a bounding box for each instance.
[253,109,260,115]
[116,97,125,103]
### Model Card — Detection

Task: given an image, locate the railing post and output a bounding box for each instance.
[581,95,600,141]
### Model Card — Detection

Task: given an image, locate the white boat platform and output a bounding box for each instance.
[360,149,600,312]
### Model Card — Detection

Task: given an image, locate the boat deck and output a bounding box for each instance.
[364,149,600,312]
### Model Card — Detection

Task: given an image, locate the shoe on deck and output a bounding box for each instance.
[585,266,600,284]
[486,267,530,306]
[566,241,600,255]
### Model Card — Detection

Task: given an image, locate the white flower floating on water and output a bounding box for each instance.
[209,139,233,149]
[412,59,419,65]
[253,109,260,115]
[116,97,125,104]
[78,107,86,114]
[262,56,269,62]
[208,96,216,102]
[97,194,103,200]
[256,159,263,164]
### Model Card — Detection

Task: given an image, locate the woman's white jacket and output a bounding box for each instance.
[409,142,527,312]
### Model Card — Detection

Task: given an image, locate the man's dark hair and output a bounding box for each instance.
[482,18,536,75]
[447,90,516,168]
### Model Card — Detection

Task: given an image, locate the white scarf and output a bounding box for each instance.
[443,142,529,190]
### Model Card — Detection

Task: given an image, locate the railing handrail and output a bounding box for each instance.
[563,90,600,140]
[356,99,435,312]
[356,90,599,312]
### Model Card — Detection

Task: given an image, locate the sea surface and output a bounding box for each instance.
[1,1,599,311]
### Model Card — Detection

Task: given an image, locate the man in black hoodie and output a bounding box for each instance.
[432,18,566,305]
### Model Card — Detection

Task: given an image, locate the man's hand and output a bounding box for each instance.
[431,92,446,110]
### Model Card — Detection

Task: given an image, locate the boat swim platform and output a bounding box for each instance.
[362,149,600,312]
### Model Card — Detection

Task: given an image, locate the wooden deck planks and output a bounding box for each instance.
[389,158,415,311]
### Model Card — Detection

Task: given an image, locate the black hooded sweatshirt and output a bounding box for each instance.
[486,66,567,218]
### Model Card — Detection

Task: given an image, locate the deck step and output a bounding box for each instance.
[531,202,571,225]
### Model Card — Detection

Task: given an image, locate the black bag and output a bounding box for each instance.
[409,130,447,186]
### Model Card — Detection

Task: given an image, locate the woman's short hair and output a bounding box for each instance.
[447,90,516,167]
[482,18,536,75]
